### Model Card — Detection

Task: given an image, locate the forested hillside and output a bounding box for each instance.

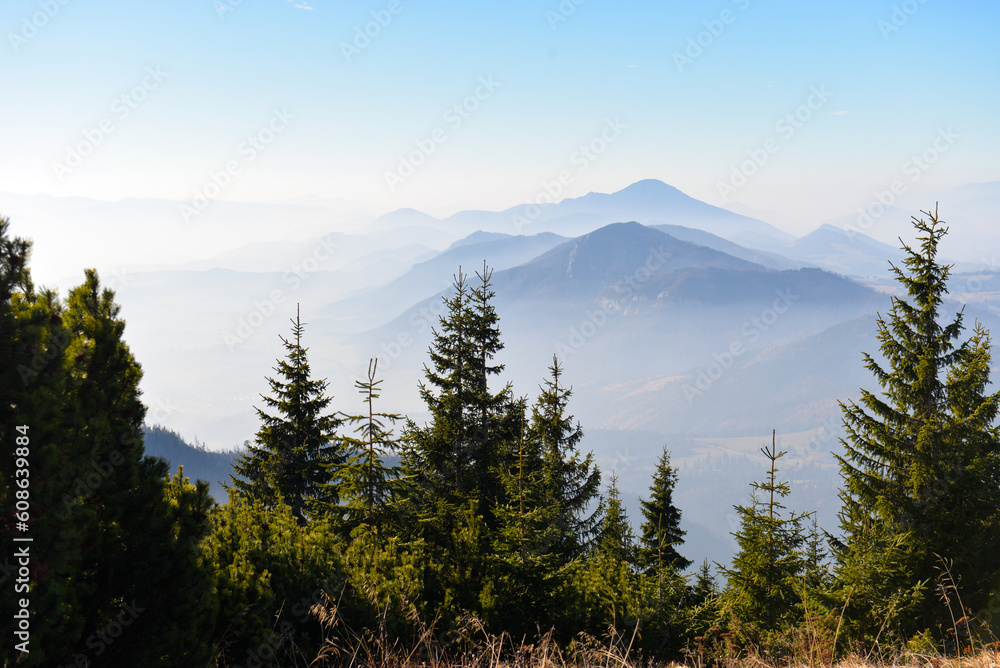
[142,425,238,503]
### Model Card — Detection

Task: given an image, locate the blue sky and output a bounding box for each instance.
[1,0,997,228]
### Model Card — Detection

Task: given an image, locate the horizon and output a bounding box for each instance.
[2,1,997,232]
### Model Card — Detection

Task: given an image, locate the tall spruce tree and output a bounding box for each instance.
[486,397,565,633]
[229,306,343,525]
[467,263,519,524]
[834,207,1000,635]
[722,437,805,633]
[531,355,601,560]
[638,447,690,574]
[398,265,517,616]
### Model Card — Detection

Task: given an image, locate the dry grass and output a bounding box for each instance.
[298,594,1000,668]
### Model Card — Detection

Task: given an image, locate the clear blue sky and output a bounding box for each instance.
[1,0,997,227]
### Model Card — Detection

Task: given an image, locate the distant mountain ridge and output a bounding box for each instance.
[362,222,885,426]
[371,179,794,246]
[143,424,237,502]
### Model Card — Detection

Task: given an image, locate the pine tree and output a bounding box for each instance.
[402,269,477,508]
[531,355,601,560]
[398,265,518,617]
[0,229,218,664]
[486,397,566,634]
[466,262,519,525]
[323,358,401,534]
[834,207,1000,634]
[596,473,638,567]
[0,220,88,663]
[722,435,806,633]
[229,306,343,525]
[638,447,690,574]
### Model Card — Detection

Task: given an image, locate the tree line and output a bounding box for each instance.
[1,208,999,666]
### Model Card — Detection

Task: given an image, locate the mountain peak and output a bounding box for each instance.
[615,179,685,196]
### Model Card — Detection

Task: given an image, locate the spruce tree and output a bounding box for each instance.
[402,269,477,508]
[834,207,1000,635]
[722,437,805,633]
[638,447,690,574]
[229,306,343,525]
[486,397,565,634]
[322,358,401,534]
[596,473,638,567]
[467,263,520,525]
[398,265,517,616]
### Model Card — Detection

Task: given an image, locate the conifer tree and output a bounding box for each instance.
[467,263,519,524]
[402,269,476,509]
[229,306,343,525]
[638,447,690,574]
[486,397,565,633]
[596,473,638,567]
[322,358,401,534]
[531,355,601,560]
[1,225,217,664]
[399,265,518,616]
[0,220,87,662]
[722,436,805,633]
[834,207,1000,634]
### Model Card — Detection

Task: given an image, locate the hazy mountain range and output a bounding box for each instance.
[6,178,999,568]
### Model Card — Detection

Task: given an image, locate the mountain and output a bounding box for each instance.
[143,424,238,502]
[368,180,795,250]
[780,223,906,278]
[507,180,795,245]
[324,231,566,331]
[492,221,763,301]
[650,223,803,271]
[363,222,884,428]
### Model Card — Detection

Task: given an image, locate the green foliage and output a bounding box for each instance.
[595,474,638,569]
[530,355,601,560]
[835,207,1000,638]
[638,446,690,574]
[320,358,401,535]
[202,494,357,667]
[0,220,218,666]
[722,439,806,637]
[398,265,522,624]
[229,306,344,525]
